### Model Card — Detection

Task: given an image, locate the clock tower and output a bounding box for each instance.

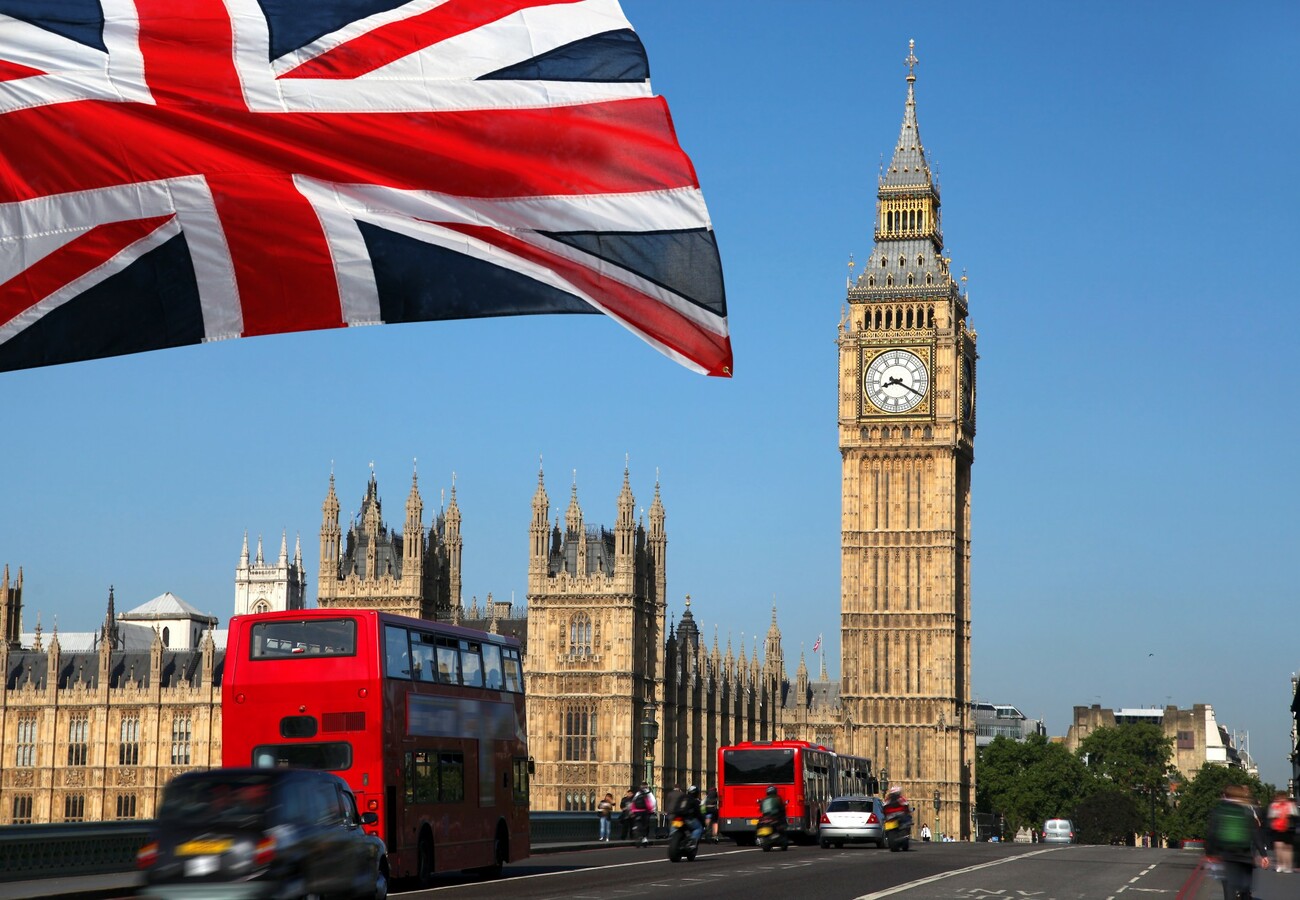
[838,41,976,840]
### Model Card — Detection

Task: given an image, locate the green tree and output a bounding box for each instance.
[977,734,1093,835]
[1074,788,1143,845]
[1167,762,1270,843]
[1075,723,1172,795]
[1076,723,1174,842]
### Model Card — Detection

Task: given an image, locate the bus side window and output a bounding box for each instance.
[411,637,437,683]
[435,645,459,684]
[502,650,523,693]
[482,643,503,690]
[384,626,410,679]
[460,642,483,687]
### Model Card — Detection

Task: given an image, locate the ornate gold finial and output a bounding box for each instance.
[906,39,918,82]
[684,594,691,610]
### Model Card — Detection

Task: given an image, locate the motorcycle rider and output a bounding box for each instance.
[674,785,707,847]
[759,785,788,845]
[884,784,909,815]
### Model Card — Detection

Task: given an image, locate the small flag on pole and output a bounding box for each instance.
[812,633,822,653]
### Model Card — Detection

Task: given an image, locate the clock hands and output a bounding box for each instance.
[884,375,925,397]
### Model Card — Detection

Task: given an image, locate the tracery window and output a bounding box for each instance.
[568,614,592,656]
[15,714,36,767]
[562,703,598,761]
[120,713,140,766]
[171,714,192,766]
[67,714,88,766]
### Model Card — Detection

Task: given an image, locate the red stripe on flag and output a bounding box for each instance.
[203,173,345,335]
[0,216,175,326]
[0,59,45,81]
[443,223,733,376]
[135,0,244,106]
[0,98,696,203]
[281,0,584,80]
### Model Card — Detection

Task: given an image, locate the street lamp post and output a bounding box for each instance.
[640,703,659,795]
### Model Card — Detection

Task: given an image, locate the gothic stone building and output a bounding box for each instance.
[317,467,462,620]
[837,43,977,838]
[0,570,222,825]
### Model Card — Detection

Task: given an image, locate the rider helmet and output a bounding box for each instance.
[766,785,778,796]
[688,785,700,796]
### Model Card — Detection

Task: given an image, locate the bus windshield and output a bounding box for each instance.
[723,749,796,784]
[250,619,357,659]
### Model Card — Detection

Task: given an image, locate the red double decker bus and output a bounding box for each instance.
[223,609,530,883]
[717,740,875,844]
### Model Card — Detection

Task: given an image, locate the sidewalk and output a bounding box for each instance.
[1184,859,1300,900]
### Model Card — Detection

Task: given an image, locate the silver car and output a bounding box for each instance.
[819,795,886,849]
[1042,818,1075,844]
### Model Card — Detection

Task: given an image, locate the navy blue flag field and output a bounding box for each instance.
[0,0,732,375]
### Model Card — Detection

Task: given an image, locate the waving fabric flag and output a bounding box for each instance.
[812,633,821,653]
[0,0,731,376]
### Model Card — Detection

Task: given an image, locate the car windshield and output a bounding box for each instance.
[159,774,275,826]
[828,799,874,812]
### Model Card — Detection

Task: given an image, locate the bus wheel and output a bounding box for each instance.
[482,825,508,879]
[417,833,435,888]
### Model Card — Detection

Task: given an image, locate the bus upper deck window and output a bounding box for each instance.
[482,643,503,690]
[460,643,483,688]
[384,626,410,679]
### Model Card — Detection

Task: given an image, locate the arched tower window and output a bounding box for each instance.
[562,703,598,761]
[569,613,592,656]
[162,627,170,648]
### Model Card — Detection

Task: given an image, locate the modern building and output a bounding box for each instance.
[972,703,1047,748]
[1064,704,1259,779]
[836,40,977,839]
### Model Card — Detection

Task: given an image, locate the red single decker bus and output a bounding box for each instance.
[717,740,875,844]
[223,609,530,883]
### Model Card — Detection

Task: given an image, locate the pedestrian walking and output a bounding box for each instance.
[1206,784,1269,900]
[1267,791,1297,873]
[597,792,615,842]
[619,788,635,840]
[703,787,719,842]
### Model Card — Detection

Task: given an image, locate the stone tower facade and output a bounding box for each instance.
[523,465,667,809]
[233,531,307,616]
[838,42,977,839]
[317,467,462,620]
[1,564,21,649]
[523,466,785,809]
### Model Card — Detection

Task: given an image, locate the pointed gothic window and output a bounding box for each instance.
[569,614,592,657]
[562,703,598,761]
[15,714,36,767]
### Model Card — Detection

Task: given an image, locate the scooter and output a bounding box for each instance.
[756,813,789,852]
[666,815,700,862]
[883,804,912,851]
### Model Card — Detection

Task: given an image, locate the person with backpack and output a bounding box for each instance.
[1206,784,1269,900]
[631,783,657,845]
[1267,791,1297,873]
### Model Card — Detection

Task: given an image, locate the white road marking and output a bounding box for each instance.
[852,848,1063,900]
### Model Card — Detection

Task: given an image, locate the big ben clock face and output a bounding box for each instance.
[864,349,930,413]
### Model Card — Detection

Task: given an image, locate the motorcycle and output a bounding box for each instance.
[666,815,700,862]
[756,813,789,852]
[883,804,913,852]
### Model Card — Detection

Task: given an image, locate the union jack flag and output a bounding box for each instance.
[0,0,731,375]
[812,633,821,653]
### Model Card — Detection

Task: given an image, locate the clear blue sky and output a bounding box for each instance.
[3,2,1298,787]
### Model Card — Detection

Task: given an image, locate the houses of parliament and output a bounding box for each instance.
[0,45,976,837]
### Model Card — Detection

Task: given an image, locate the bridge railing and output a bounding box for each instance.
[0,812,614,883]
